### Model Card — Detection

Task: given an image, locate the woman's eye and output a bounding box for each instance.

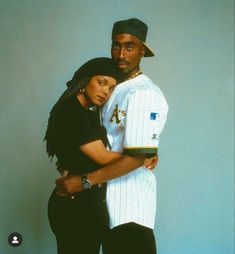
[126,46,133,51]
[109,86,115,92]
[98,80,105,85]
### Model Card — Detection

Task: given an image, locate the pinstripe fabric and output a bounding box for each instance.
[102,74,168,229]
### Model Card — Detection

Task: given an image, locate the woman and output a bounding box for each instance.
[45,57,122,254]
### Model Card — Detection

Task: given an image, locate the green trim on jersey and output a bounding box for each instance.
[124,146,158,155]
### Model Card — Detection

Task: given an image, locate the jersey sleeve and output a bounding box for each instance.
[123,88,168,155]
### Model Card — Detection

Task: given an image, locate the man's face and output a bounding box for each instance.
[111,34,145,78]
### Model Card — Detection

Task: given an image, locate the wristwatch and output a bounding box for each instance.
[81,175,92,190]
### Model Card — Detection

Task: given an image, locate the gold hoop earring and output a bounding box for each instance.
[79,88,85,94]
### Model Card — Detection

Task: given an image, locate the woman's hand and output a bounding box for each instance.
[55,175,82,196]
[144,155,158,170]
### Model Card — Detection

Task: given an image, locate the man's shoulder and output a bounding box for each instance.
[130,75,164,96]
[130,74,156,89]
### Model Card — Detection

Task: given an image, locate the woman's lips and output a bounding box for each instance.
[97,95,105,103]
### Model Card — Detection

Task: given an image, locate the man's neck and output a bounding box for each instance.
[127,69,142,80]
[121,67,142,82]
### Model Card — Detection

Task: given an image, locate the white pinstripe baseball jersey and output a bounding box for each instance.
[102,74,168,229]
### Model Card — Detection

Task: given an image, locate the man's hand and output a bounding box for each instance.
[144,155,158,170]
[55,175,82,196]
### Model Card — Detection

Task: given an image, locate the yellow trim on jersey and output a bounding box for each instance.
[124,146,158,150]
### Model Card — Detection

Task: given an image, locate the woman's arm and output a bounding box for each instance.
[56,142,158,196]
[55,154,146,196]
[79,139,121,165]
[88,154,145,185]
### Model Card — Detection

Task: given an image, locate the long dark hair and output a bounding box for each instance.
[44,78,90,160]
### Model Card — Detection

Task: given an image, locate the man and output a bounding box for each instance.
[56,18,168,254]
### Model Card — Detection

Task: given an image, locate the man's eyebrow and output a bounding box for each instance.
[124,41,136,46]
[112,41,136,45]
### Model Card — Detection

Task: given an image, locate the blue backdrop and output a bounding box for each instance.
[0,0,234,253]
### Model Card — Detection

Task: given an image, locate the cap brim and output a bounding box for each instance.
[143,42,155,57]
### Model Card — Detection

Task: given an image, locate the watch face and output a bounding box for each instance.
[82,175,91,189]
[83,182,90,189]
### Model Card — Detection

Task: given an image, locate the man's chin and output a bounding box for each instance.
[118,67,129,74]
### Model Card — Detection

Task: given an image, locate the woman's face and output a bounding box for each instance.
[84,75,117,106]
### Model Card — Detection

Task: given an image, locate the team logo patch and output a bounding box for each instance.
[109,104,126,124]
[150,112,159,120]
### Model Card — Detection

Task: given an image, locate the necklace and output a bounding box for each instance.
[127,70,142,80]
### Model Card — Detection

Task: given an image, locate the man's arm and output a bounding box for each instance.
[56,154,146,196]
[79,139,121,165]
[88,154,145,185]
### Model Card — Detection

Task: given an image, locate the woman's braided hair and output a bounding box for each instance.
[44,78,90,160]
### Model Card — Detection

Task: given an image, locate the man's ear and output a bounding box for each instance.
[141,45,146,57]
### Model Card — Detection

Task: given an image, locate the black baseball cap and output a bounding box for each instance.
[112,18,155,57]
